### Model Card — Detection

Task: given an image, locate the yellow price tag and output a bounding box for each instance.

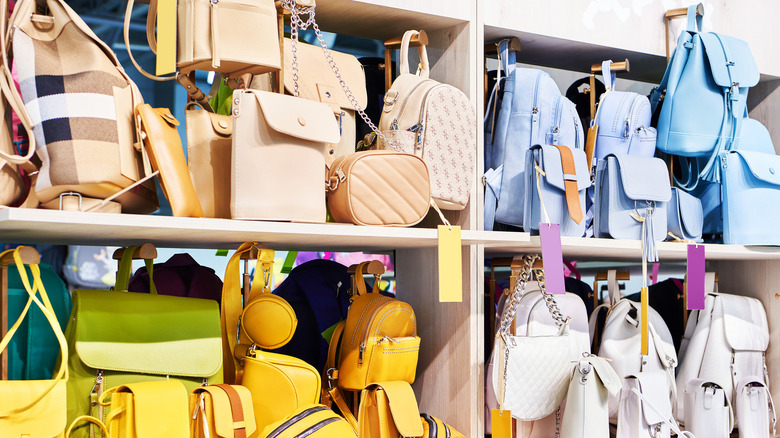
[640,286,648,356]
[438,225,462,302]
[491,409,512,438]
[155,0,177,76]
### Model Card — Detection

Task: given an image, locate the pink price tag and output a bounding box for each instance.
[539,223,565,294]
[687,244,705,310]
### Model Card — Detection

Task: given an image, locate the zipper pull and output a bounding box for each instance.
[392,119,399,130]
[623,119,630,138]
[359,343,366,365]
[90,370,104,395]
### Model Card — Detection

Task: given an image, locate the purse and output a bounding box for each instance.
[7,0,159,214]
[326,150,432,226]
[665,188,703,242]
[594,154,671,246]
[559,355,622,438]
[101,380,189,438]
[260,404,357,437]
[683,380,733,438]
[523,144,589,236]
[491,254,571,421]
[185,102,232,218]
[135,104,203,217]
[617,371,693,438]
[357,381,424,438]
[230,88,339,222]
[66,247,223,438]
[190,384,258,438]
[721,150,780,245]
[0,247,68,437]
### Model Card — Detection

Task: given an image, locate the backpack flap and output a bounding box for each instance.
[614,154,672,203]
[633,371,674,426]
[539,145,590,193]
[252,91,340,145]
[195,385,257,438]
[376,381,424,437]
[720,294,769,353]
[590,356,622,396]
[699,33,759,91]
[675,188,703,241]
[731,151,780,189]
[122,380,189,438]
[74,289,222,379]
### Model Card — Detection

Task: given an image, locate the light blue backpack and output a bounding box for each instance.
[650,5,759,183]
[484,40,584,231]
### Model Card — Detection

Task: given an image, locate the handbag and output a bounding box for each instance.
[683,380,733,438]
[101,380,189,437]
[523,144,589,236]
[66,247,222,438]
[665,188,702,242]
[326,150,432,226]
[491,254,572,421]
[735,379,775,438]
[0,247,68,437]
[559,355,622,438]
[190,384,258,438]
[721,150,780,245]
[7,0,159,214]
[651,6,758,183]
[230,88,339,222]
[377,30,476,211]
[135,104,203,217]
[260,404,357,438]
[617,371,693,438]
[185,102,232,218]
[357,381,424,438]
[594,154,671,246]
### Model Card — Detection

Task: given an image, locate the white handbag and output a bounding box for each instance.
[560,354,622,438]
[736,379,775,438]
[684,379,733,438]
[617,371,694,438]
[491,255,573,422]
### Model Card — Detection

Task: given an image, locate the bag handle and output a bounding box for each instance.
[686,3,703,33]
[602,60,616,90]
[66,416,109,437]
[498,38,516,78]
[350,260,385,297]
[114,245,157,294]
[0,247,68,417]
[399,30,430,78]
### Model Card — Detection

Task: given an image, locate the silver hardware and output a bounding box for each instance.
[726,61,735,66]
[555,407,561,438]
[59,192,83,211]
[325,91,331,98]
[233,98,239,105]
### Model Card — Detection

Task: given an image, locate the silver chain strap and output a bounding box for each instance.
[281,0,399,149]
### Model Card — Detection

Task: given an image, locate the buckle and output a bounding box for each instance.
[326,368,338,389]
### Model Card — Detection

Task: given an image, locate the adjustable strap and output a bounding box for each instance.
[329,387,358,433]
[552,145,583,224]
[215,385,248,438]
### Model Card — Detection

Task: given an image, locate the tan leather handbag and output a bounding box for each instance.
[230,89,339,222]
[326,150,431,226]
[135,104,203,217]
[190,384,257,438]
[185,102,232,219]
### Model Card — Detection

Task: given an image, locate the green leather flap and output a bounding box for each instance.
[73,289,222,377]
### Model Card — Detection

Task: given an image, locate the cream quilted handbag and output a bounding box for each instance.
[491,255,572,422]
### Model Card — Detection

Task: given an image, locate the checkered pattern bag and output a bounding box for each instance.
[5,0,158,213]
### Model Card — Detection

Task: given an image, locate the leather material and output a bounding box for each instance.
[523,144,589,236]
[617,372,676,438]
[190,384,257,438]
[186,102,232,218]
[666,188,703,242]
[0,248,68,437]
[484,39,584,229]
[135,104,203,217]
[419,414,465,437]
[735,379,774,438]
[240,293,297,350]
[594,154,671,241]
[11,0,159,213]
[722,150,780,245]
[260,404,357,438]
[378,31,475,210]
[560,355,622,438]
[684,380,732,437]
[231,89,339,222]
[336,261,419,391]
[594,91,656,160]
[240,350,321,434]
[358,381,424,438]
[327,150,431,226]
[103,380,189,438]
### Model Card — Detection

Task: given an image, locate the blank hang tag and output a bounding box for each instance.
[539,223,565,294]
[155,0,177,76]
[687,244,705,310]
[491,409,512,438]
[438,225,462,302]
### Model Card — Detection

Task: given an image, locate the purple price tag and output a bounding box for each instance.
[540,223,565,294]
[687,244,705,310]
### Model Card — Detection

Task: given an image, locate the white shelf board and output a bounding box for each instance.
[477,231,780,261]
[0,207,490,251]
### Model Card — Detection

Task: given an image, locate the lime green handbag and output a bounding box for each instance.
[65,246,223,438]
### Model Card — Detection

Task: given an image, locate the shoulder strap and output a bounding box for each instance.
[551,145,583,224]
[323,321,359,432]
[629,385,694,438]
[123,0,176,82]
[214,385,248,438]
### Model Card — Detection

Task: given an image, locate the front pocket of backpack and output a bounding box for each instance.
[366,335,421,384]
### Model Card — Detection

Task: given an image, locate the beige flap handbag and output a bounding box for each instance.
[185,102,232,219]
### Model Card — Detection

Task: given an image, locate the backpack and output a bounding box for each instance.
[268,259,351,372]
[484,39,584,231]
[377,30,476,211]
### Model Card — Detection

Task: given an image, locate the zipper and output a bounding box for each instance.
[90,370,105,422]
[623,94,645,139]
[550,94,563,145]
[412,83,447,156]
[264,405,328,438]
[295,417,340,437]
[422,414,436,437]
[349,295,390,349]
[391,79,437,131]
[573,110,581,149]
[530,71,542,144]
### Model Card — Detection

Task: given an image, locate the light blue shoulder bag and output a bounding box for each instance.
[666,188,703,242]
[484,40,584,231]
[722,150,780,245]
[523,144,590,237]
[650,5,759,183]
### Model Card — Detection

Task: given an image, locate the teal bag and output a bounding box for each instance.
[6,262,72,380]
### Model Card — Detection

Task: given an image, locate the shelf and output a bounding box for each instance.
[477,231,780,261]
